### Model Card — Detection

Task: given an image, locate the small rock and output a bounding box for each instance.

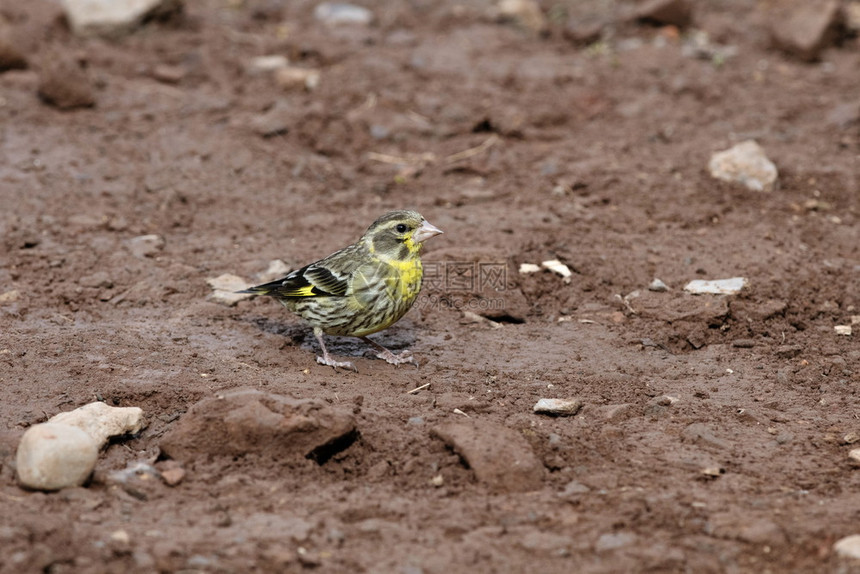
[595,531,636,552]
[16,423,99,491]
[250,101,293,137]
[207,274,253,307]
[50,402,144,448]
[431,420,543,492]
[126,234,164,258]
[246,55,289,75]
[648,278,669,292]
[732,338,756,348]
[563,16,605,45]
[61,0,183,37]
[559,480,591,497]
[683,277,747,295]
[0,289,21,304]
[541,259,572,283]
[461,310,501,329]
[842,432,860,445]
[835,325,852,336]
[151,64,185,84]
[273,67,320,91]
[314,3,373,26]
[533,398,582,416]
[635,0,692,28]
[79,271,113,289]
[834,535,860,559]
[849,449,860,465]
[519,263,541,274]
[158,464,185,486]
[681,422,729,449]
[498,0,548,35]
[769,0,844,62]
[0,18,27,71]
[159,390,356,463]
[708,140,777,192]
[37,54,95,110]
[700,466,725,478]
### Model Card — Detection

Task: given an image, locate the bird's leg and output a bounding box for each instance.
[314,328,357,372]
[360,336,418,367]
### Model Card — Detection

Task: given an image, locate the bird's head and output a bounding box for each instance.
[363,210,443,261]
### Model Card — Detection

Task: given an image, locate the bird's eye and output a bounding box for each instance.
[395,223,408,233]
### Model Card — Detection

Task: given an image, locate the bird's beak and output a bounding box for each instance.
[413,220,444,243]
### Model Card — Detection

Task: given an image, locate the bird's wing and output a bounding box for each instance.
[243,244,364,298]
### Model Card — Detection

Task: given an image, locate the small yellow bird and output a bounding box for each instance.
[241,210,443,371]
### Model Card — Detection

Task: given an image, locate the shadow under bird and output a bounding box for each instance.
[240,210,444,371]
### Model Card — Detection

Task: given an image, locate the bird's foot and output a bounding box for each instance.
[316,353,357,372]
[374,348,418,367]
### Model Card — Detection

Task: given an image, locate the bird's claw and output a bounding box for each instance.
[316,354,358,372]
[375,349,418,368]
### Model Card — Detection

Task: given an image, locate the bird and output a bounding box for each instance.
[240,210,443,371]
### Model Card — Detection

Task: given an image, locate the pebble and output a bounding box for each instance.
[848,449,860,465]
[126,234,164,258]
[37,53,95,109]
[834,535,860,559]
[708,140,777,192]
[250,101,293,137]
[61,0,182,37]
[683,277,747,295]
[533,398,583,417]
[648,278,669,292]
[635,0,692,27]
[0,19,27,71]
[498,0,547,35]
[768,0,843,61]
[273,67,321,91]
[206,274,252,306]
[732,338,756,348]
[79,271,113,289]
[16,423,99,490]
[314,3,373,26]
[541,259,572,283]
[50,401,144,448]
[519,263,541,274]
[835,325,853,336]
[0,289,21,304]
[246,55,289,75]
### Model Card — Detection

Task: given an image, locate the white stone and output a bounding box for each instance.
[16,423,99,490]
[533,398,582,416]
[246,55,289,75]
[498,0,547,34]
[519,263,541,274]
[274,67,321,91]
[648,278,669,292]
[207,273,253,306]
[849,449,860,464]
[61,0,181,37]
[541,259,572,283]
[684,277,747,295]
[834,535,860,559]
[50,401,144,449]
[835,325,853,336]
[314,3,373,26]
[708,140,778,192]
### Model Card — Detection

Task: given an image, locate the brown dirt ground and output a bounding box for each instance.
[2,0,860,572]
